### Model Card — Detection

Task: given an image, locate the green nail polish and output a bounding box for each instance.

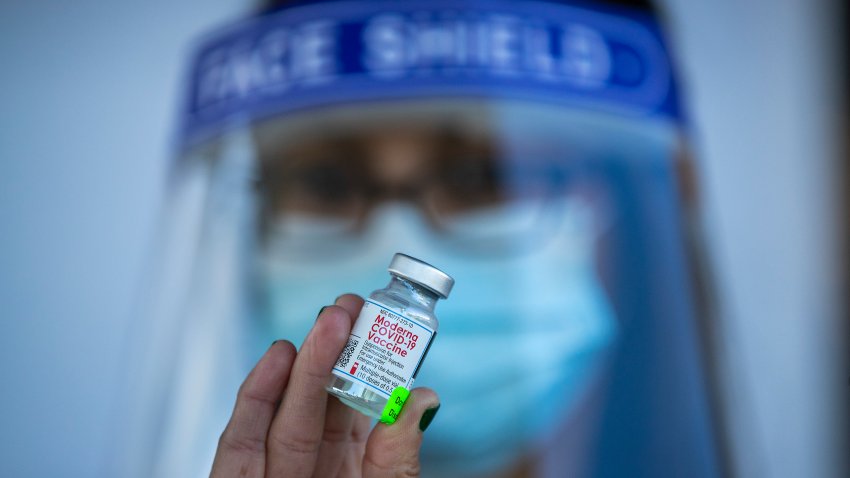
[419,405,440,432]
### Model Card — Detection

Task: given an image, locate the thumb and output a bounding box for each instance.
[362,388,440,478]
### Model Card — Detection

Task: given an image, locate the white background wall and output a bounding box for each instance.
[661,1,844,477]
[0,0,843,476]
[0,1,247,476]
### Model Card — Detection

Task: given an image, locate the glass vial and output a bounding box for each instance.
[326,253,454,418]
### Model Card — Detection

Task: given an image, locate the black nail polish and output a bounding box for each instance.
[318,306,328,318]
[419,405,440,432]
[270,340,279,347]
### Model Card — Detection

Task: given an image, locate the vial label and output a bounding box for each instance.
[332,299,435,398]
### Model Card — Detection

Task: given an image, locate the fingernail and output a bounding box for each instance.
[419,405,440,432]
[317,306,327,318]
[271,340,279,347]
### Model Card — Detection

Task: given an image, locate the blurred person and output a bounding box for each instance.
[113,0,728,477]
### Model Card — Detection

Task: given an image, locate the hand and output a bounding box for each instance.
[210,294,441,478]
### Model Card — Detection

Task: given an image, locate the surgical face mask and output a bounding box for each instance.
[258,200,617,476]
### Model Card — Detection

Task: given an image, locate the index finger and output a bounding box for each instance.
[265,304,354,478]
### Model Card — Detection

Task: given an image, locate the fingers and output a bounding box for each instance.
[284,293,365,477]
[265,304,354,478]
[211,294,367,478]
[333,293,365,325]
[334,405,373,477]
[311,396,359,477]
[210,340,296,478]
[362,388,441,478]
[313,294,367,476]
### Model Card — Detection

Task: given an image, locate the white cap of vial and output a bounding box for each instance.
[388,253,454,299]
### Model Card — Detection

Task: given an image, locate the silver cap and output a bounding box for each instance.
[388,253,454,299]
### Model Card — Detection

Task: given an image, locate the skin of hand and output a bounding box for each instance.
[210,293,441,478]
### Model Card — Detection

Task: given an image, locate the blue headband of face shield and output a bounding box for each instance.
[179,0,681,149]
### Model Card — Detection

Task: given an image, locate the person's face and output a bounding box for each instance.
[251,100,634,262]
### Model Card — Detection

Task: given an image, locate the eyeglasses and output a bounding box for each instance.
[254,129,586,250]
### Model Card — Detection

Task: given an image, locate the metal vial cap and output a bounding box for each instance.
[388,253,454,299]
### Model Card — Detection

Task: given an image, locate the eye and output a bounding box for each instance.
[431,155,506,214]
[293,164,358,203]
[258,143,368,218]
[443,157,500,194]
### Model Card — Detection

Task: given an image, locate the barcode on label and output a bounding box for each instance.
[335,337,358,368]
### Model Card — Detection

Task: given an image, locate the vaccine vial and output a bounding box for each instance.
[326,253,454,419]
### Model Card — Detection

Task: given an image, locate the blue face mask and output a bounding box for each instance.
[258,201,617,476]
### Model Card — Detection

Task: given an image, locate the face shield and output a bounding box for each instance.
[116,1,723,477]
